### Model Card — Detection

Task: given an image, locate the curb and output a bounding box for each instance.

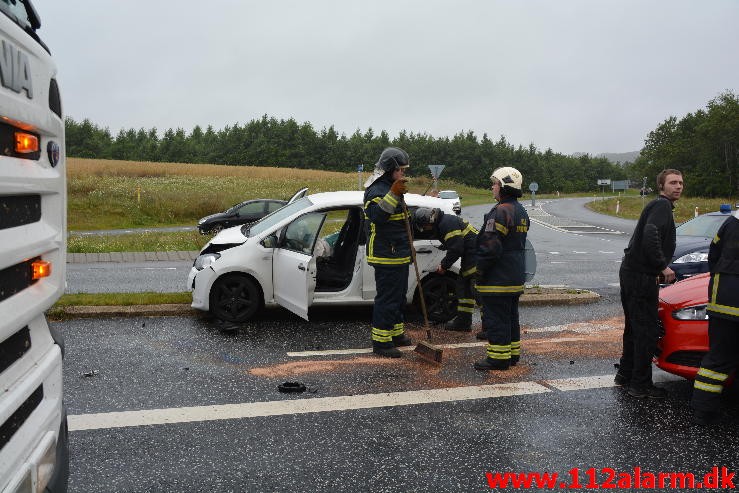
[50,290,600,319]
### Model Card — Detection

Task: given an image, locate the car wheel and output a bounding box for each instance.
[209,273,262,322]
[418,273,458,322]
[211,224,224,234]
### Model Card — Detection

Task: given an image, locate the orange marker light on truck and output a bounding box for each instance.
[31,260,52,280]
[15,131,39,154]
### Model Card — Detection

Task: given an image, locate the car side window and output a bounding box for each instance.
[266,201,283,213]
[237,202,264,217]
[281,212,325,255]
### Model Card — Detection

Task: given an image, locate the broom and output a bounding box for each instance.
[400,199,444,363]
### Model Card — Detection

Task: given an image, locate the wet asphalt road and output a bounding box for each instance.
[58,198,738,491]
[58,307,738,493]
[65,197,632,294]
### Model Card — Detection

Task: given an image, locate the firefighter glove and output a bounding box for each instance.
[390,178,408,196]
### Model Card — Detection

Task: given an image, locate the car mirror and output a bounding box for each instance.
[261,235,278,248]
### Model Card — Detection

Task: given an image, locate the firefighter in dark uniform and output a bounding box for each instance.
[363,147,413,358]
[413,207,479,331]
[690,208,739,425]
[474,167,529,371]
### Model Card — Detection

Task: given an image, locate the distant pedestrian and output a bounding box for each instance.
[363,147,413,358]
[616,169,683,398]
[474,167,529,371]
[690,208,739,425]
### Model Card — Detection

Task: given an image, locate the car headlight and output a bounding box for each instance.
[672,252,708,264]
[194,253,220,270]
[672,304,708,320]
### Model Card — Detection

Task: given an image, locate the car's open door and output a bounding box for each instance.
[273,250,317,320]
[273,212,325,320]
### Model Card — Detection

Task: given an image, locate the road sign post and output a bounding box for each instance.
[529,181,539,207]
[427,164,445,194]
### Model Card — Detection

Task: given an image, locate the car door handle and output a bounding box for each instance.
[298,264,306,271]
[416,249,433,254]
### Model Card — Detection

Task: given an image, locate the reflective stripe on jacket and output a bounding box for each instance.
[475,198,529,296]
[434,211,478,274]
[707,215,739,321]
[363,175,411,266]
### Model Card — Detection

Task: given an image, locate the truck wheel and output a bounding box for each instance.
[209,273,262,322]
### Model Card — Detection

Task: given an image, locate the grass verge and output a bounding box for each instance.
[586,196,735,223]
[68,230,207,253]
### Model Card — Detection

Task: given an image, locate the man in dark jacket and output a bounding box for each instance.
[363,147,413,358]
[690,208,739,425]
[616,169,683,398]
[474,167,529,371]
[413,207,479,330]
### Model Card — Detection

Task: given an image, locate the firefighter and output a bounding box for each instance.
[474,167,529,371]
[690,208,739,425]
[413,206,479,331]
[363,147,413,358]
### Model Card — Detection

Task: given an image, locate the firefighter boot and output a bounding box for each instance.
[473,357,510,371]
[373,342,402,358]
[392,334,413,347]
[444,313,472,332]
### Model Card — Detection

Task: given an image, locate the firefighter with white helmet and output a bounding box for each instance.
[474,166,529,371]
[413,206,479,330]
[363,147,414,358]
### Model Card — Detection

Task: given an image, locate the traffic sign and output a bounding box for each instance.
[428,164,445,179]
[529,181,539,192]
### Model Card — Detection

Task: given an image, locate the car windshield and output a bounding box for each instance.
[676,214,730,237]
[439,191,458,199]
[244,197,314,236]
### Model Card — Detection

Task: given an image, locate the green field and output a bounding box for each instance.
[67,158,737,252]
[67,158,493,252]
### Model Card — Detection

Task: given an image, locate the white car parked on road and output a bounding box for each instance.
[188,191,460,323]
[438,190,462,214]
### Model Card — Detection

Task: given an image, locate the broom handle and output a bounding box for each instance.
[401,199,430,329]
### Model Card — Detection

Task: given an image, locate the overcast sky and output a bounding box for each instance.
[33,0,738,155]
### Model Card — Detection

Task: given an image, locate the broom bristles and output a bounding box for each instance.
[414,340,443,363]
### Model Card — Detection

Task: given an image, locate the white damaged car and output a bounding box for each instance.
[188,191,462,323]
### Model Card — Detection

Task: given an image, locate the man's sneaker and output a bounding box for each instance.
[474,358,510,371]
[392,334,413,347]
[475,330,487,341]
[614,372,630,386]
[692,409,719,426]
[627,384,667,399]
[373,345,402,358]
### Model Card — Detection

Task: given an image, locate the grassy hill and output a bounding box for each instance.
[66,158,493,252]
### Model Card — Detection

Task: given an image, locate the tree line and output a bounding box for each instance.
[65,90,738,196]
[626,91,738,198]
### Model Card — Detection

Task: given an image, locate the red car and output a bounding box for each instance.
[656,273,710,380]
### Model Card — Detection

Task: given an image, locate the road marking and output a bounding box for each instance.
[68,381,551,431]
[544,375,617,391]
[68,375,621,432]
[287,341,488,357]
[549,251,560,254]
